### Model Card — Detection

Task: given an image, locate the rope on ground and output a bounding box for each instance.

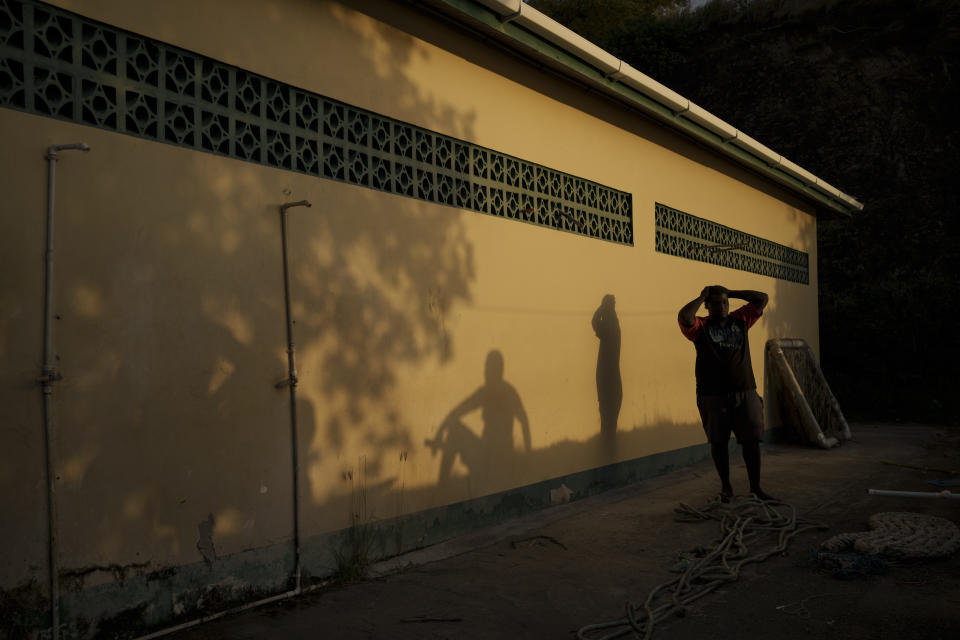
[577,495,827,640]
[821,512,960,558]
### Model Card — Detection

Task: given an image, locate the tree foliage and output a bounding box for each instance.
[529,0,689,38]
[536,0,960,424]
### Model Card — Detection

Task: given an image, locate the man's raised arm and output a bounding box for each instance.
[728,289,769,311]
[678,286,710,327]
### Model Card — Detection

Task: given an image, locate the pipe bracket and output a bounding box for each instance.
[275,376,298,389]
[37,371,63,385]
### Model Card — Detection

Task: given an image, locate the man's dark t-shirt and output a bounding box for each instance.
[679,304,762,395]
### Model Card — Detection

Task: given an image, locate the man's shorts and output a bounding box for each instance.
[696,390,764,444]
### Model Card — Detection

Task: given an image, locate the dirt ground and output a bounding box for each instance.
[171,424,960,639]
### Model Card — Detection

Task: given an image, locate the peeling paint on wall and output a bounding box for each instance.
[60,562,151,593]
[0,578,49,640]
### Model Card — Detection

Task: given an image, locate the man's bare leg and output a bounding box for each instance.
[742,441,775,501]
[710,441,734,502]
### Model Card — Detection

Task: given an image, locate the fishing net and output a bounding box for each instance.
[766,339,851,447]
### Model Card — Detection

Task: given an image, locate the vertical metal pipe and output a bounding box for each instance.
[40,142,88,640]
[277,200,310,591]
[278,208,301,591]
[42,148,60,640]
[43,153,57,380]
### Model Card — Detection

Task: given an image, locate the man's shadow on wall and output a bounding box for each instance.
[425,350,530,496]
[593,294,622,462]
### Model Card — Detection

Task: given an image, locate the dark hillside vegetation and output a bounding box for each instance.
[533,0,960,424]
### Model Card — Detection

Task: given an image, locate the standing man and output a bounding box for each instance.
[678,285,773,502]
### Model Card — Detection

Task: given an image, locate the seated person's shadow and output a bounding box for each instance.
[426,350,530,484]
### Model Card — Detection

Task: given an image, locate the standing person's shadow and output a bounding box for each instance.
[426,350,531,494]
[593,294,622,461]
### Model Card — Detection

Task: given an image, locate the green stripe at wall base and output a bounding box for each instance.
[304,438,726,579]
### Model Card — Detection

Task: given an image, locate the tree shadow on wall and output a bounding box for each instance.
[43,1,478,617]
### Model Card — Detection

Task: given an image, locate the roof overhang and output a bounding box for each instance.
[412,0,864,217]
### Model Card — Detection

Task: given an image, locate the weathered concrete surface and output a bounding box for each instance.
[171,424,960,640]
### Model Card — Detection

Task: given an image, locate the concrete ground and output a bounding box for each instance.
[171,424,960,639]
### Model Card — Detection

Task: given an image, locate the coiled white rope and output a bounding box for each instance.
[821,511,960,558]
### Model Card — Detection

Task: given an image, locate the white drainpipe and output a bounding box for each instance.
[868,489,959,500]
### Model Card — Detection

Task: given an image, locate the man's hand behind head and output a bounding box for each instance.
[706,285,728,300]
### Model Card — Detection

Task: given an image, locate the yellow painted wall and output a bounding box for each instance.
[0,0,819,596]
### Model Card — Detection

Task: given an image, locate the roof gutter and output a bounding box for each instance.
[419,0,864,216]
